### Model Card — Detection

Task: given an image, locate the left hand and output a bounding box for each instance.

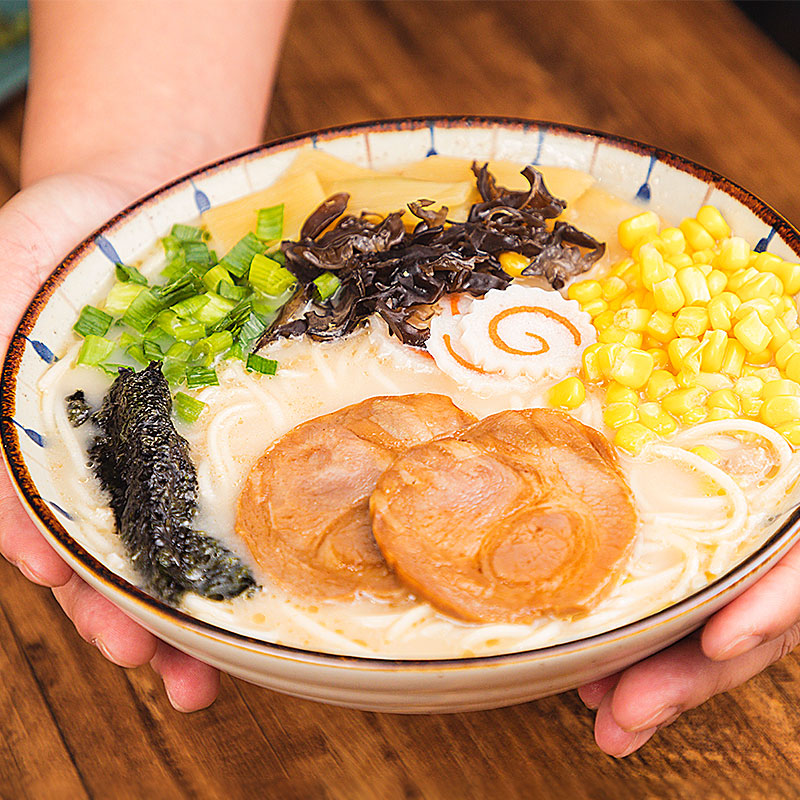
[578,539,800,757]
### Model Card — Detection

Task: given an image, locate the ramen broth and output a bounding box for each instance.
[36,153,800,658]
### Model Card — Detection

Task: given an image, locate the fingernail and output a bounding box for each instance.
[626,704,679,732]
[715,634,764,660]
[164,687,192,713]
[92,637,139,669]
[615,726,657,758]
[16,559,47,585]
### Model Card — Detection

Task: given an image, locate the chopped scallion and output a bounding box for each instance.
[217,281,248,302]
[77,335,116,366]
[195,292,236,325]
[115,263,148,285]
[126,343,148,365]
[165,341,192,360]
[171,294,209,318]
[236,312,267,351]
[105,282,146,315]
[161,358,186,385]
[73,305,113,337]
[121,289,164,333]
[142,339,164,361]
[173,321,207,341]
[220,232,264,278]
[245,353,278,375]
[312,271,341,302]
[173,391,206,423]
[182,240,213,267]
[191,330,234,366]
[156,272,203,306]
[186,366,219,388]
[201,263,234,293]
[256,204,284,241]
[170,223,204,242]
[249,253,296,296]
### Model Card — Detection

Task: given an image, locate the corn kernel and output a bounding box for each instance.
[658,227,687,256]
[647,347,669,370]
[668,337,701,372]
[680,218,716,252]
[610,257,636,277]
[604,382,636,404]
[653,277,685,314]
[675,266,711,306]
[548,377,586,410]
[721,339,746,376]
[767,318,791,354]
[609,348,654,389]
[680,371,733,392]
[707,270,728,297]
[638,402,679,436]
[755,366,782,382]
[622,331,644,349]
[745,349,773,366]
[619,211,660,252]
[582,343,605,382]
[639,244,670,290]
[777,421,800,447]
[592,310,615,331]
[646,369,679,401]
[498,251,529,277]
[602,276,628,302]
[753,251,783,273]
[614,307,650,332]
[727,267,760,293]
[760,395,800,428]
[614,422,657,455]
[674,306,709,338]
[597,343,624,379]
[734,376,764,416]
[785,353,800,384]
[700,329,728,373]
[690,444,720,463]
[734,298,777,326]
[708,388,740,412]
[645,310,675,344]
[696,206,731,241]
[667,253,694,270]
[662,386,708,417]
[737,273,783,303]
[734,312,773,353]
[707,407,737,422]
[762,379,800,400]
[708,293,740,331]
[715,237,750,271]
[567,279,602,304]
[776,261,800,295]
[775,340,800,370]
[680,407,708,425]
[581,298,609,318]
[604,401,639,429]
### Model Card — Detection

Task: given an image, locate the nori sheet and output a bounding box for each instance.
[89,363,256,604]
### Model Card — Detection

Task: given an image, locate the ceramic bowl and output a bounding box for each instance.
[3,118,800,713]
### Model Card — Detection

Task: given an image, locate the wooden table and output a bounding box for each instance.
[3,2,800,797]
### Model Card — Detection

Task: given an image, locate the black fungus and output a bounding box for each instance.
[89,363,256,604]
[258,162,604,348]
[65,390,93,428]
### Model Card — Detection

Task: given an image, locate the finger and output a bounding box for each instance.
[593,690,659,758]
[606,626,800,736]
[150,641,220,713]
[702,542,800,660]
[577,672,621,710]
[0,473,73,587]
[52,573,157,667]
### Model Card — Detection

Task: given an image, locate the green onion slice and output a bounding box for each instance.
[73,305,113,337]
[115,263,148,285]
[105,282,146,315]
[170,223,204,242]
[202,263,235,293]
[122,288,164,333]
[249,253,296,296]
[312,271,341,302]
[245,353,278,375]
[181,240,213,267]
[220,232,264,278]
[185,366,219,388]
[173,391,207,423]
[256,204,284,241]
[76,335,116,366]
[217,281,248,302]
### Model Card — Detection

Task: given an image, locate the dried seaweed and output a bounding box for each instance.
[259,162,604,348]
[89,363,256,604]
[65,390,93,427]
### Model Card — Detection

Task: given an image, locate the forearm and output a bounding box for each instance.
[23,0,291,194]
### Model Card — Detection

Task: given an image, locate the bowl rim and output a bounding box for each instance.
[3,114,800,670]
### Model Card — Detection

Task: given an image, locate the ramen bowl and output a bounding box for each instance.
[3,117,800,713]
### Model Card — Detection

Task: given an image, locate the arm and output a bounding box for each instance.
[0,0,291,710]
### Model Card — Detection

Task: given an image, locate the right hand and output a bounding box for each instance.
[0,173,221,711]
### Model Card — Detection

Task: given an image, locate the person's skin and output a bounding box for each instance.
[3,0,800,754]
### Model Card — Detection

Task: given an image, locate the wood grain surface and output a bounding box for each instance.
[3,2,800,798]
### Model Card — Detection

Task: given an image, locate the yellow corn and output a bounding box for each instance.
[603,401,639,429]
[581,343,605,382]
[706,270,728,297]
[653,277,686,314]
[776,261,800,295]
[777,421,800,447]
[679,371,733,392]
[708,293,740,331]
[760,395,800,428]
[775,340,800,370]
[598,326,629,344]
[762,379,800,400]
[646,369,678,401]
[707,388,740,412]
[755,366,782,382]
[647,347,669,370]
[766,318,791,354]
[638,402,679,436]
[498,251,529,277]
[605,382,638,404]
[745,349,773,366]
[696,206,731,241]
[614,307,651,332]
[609,348,654,389]
[667,253,694,270]
[680,218,716,252]
[785,353,800,384]
[610,256,636,277]
[668,337,701,372]
[733,312,773,353]
[662,386,708,417]
[548,377,586,410]
[707,407,737,422]
[592,310,615,331]
[619,211,660,252]
[614,422,657,455]
[602,276,628,302]
[721,339,746,376]
[695,261,713,277]
[680,407,708,425]
[674,306,709,338]
[734,376,764,416]
[581,298,609,318]
[715,237,750,271]
[658,227,686,256]
[737,273,783,303]
[644,310,675,344]
[597,343,624,379]
[734,298,777,326]
[727,267,760,293]
[700,329,728,372]
[567,279,602,304]
[690,444,721,464]
[675,266,711,306]
[753,251,783,273]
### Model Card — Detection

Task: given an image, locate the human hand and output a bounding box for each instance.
[578,540,800,757]
[0,173,220,711]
